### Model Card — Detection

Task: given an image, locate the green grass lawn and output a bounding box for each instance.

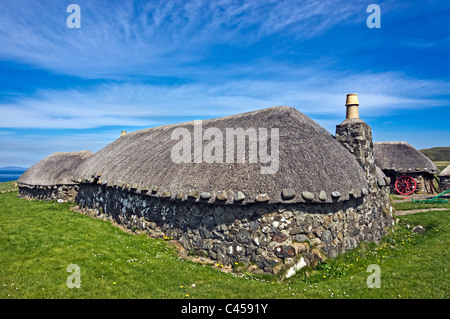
[0,181,17,192]
[0,186,448,299]
[393,201,450,211]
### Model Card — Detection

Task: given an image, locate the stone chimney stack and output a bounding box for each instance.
[335,94,378,189]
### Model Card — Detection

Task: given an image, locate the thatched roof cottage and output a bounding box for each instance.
[71,95,393,277]
[18,151,93,201]
[74,106,368,205]
[439,165,450,191]
[373,142,439,194]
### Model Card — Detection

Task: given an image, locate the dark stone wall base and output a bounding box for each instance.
[74,183,393,277]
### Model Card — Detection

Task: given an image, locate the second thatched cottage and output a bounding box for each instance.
[373,142,439,194]
[71,94,393,276]
[18,151,93,201]
[439,165,450,191]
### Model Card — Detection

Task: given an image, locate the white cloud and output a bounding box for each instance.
[1,70,448,130]
[0,1,448,167]
[0,0,364,79]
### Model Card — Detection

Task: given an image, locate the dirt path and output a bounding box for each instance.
[392,192,449,215]
[392,193,449,203]
[395,208,449,216]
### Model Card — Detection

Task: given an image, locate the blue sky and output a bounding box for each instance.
[0,0,449,167]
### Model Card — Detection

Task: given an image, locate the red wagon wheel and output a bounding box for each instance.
[395,175,417,195]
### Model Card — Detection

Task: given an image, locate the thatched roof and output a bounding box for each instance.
[439,165,450,177]
[375,166,386,179]
[18,151,94,186]
[373,142,438,174]
[74,106,368,204]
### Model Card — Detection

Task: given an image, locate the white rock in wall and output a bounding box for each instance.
[285,257,307,279]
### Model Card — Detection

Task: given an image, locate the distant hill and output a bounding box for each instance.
[420,147,450,162]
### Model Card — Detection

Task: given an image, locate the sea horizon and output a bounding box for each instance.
[0,169,26,183]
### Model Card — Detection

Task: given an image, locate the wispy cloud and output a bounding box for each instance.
[0,0,449,167]
[0,0,364,79]
[1,70,448,130]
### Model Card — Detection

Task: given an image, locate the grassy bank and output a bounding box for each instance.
[419,147,450,162]
[435,161,450,172]
[0,181,17,193]
[393,201,450,211]
[0,186,448,299]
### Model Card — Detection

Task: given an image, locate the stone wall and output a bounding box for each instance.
[72,114,394,277]
[18,184,79,202]
[335,119,378,188]
[75,182,393,277]
[440,177,450,191]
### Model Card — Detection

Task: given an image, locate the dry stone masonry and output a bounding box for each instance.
[19,184,79,202]
[440,178,450,191]
[75,179,392,277]
[439,165,450,191]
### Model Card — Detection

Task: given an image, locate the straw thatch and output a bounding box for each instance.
[375,166,386,179]
[18,151,94,186]
[439,165,450,177]
[74,106,368,204]
[373,142,438,174]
